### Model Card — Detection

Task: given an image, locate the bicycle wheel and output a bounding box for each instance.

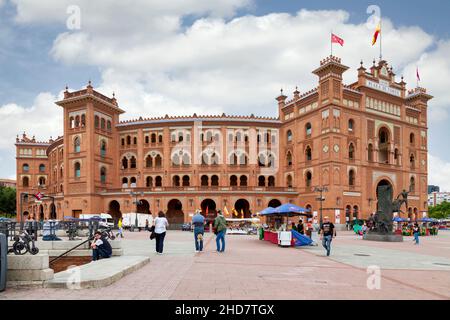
[12,241,28,255]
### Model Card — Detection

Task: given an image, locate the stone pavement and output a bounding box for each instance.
[1,230,449,300]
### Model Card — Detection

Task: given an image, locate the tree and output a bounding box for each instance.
[0,186,16,218]
[428,201,450,220]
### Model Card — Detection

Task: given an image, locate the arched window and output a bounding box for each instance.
[122,177,128,187]
[240,175,248,187]
[287,152,293,166]
[130,156,137,169]
[173,175,180,187]
[74,162,81,178]
[158,135,163,143]
[155,176,162,187]
[287,130,293,142]
[146,176,153,187]
[126,136,131,145]
[155,155,162,167]
[410,177,416,193]
[230,175,238,186]
[146,155,153,168]
[100,118,105,130]
[145,136,149,144]
[410,154,415,169]
[305,123,312,137]
[70,117,74,128]
[349,143,355,160]
[22,176,29,187]
[38,177,46,186]
[258,176,266,187]
[133,137,137,145]
[353,206,359,219]
[305,146,312,161]
[305,171,312,187]
[151,133,156,143]
[349,170,355,186]
[394,149,399,165]
[81,114,86,127]
[100,167,106,183]
[211,175,219,186]
[94,116,99,128]
[75,115,80,127]
[74,137,80,153]
[130,177,137,187]
[348,119,354,132]
[121,138,125,146]
[39,164,46,172]
[182,153,190,166]
[286,175,293,188]
[268,176,275,187]
[122,157,128,169]
[23,164,29,172]
[182,175,190,187]
[100,141,106,157]
[60,167,63,178]
[201,175,209,187]
[410,133,415,145]
[107,120,111,131]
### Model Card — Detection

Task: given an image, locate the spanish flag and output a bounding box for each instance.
[223,206,230,217]
[372,22,381,46]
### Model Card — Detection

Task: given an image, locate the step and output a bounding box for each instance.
[44,255,150,289]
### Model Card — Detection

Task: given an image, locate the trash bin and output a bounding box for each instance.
[0,233,7,292]
[258,227,264,240]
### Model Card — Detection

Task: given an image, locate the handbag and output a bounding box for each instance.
[149,226,156,240]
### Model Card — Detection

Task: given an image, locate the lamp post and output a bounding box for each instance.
[314,186,328,225]
[130,191,144,231]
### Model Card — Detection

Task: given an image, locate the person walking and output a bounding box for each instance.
[116,217,124,238]
[214,210,227,252]
[413,223,420,245]
[154,211,169,254]
[145,219,149,231]
[192,210,205,252]
[319,216,336,256]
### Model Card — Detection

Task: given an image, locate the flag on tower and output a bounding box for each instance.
[372,22,381,46]
[416,66,421,82]
[331,33,344,46]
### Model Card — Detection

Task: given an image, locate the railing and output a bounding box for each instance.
[101,186,298,193]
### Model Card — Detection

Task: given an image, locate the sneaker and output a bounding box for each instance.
[195,250,199,253]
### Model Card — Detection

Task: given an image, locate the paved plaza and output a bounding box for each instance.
[1,230,450,300]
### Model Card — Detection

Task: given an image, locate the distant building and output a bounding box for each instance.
[428,192,450,206]
[0,179,16,188]
[428,185,440,194]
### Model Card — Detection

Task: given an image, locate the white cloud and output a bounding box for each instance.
[0,92,63,150]
[428,154,450,191]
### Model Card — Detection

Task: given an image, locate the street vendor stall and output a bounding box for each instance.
[259,204,312,247]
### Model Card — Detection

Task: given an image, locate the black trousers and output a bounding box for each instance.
[155,232,166,253]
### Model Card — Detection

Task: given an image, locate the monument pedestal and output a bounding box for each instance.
[363,233,403,242]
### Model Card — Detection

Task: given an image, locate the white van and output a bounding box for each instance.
[122,213,153,230]
[79,213,115,228]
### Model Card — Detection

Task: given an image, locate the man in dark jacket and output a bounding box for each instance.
[91,231,112,261]
[297,220,305,235]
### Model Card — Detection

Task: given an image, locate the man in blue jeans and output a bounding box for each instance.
[319,216,336,256]
[91,231,112,261]
[192,210,205,252]
[214,210,227,252]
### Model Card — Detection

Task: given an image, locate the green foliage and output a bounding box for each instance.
[0,186,16,218]
[428,201,450,220]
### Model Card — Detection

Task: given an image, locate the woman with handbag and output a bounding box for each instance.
[153,211,169,254]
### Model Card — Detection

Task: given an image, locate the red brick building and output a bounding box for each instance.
[15,56,431,227]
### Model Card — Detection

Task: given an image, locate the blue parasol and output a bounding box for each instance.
[274,204,311,216]
[259,207,277,215]
[392,216,407,222]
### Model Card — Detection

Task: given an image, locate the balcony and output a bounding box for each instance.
[100,186,298,194]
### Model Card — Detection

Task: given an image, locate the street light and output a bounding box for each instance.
[314,186,328,225]
[130,191,144,231]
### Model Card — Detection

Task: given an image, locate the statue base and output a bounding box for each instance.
[363,233,403,242]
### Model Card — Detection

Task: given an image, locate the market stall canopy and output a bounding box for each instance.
[259,207,277,215]
[226,218,260,222]
[419,217,437,223]
[392,217,407,222]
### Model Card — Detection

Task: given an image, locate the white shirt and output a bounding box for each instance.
[94,239,103,246]
[154,217,169,234]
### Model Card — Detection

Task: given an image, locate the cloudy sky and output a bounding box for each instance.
[1,0,449,190]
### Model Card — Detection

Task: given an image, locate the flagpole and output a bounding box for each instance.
[330,31,333,56]
[379,18,382,60]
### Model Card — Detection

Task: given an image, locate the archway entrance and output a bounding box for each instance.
[108,200,122,224]
[39,205,44,221]
[137,199,151,214]
[167,199,184,228]
[50,203,56,220]
[201,199,217,222]
[268,199,281,208]
[376,179,393,212]
[235,199,251,218]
